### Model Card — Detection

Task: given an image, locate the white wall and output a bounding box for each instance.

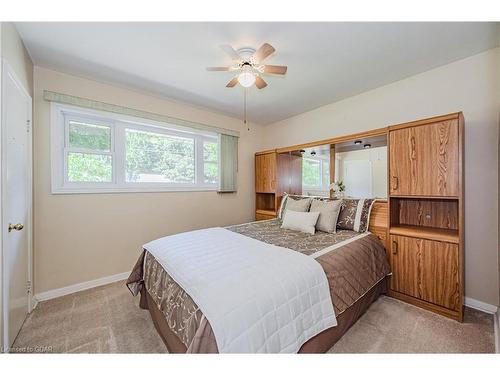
[263,48,500,306]
[33,66,264,294]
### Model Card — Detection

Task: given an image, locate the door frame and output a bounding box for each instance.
[0,59,33,350]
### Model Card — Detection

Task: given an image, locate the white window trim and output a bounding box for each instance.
[302,157,330,191]
[51,103,219,194]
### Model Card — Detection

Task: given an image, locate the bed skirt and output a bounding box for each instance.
[140,276,388,353]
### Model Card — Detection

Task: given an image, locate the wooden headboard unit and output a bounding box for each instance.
[368,200,388,247]
[255,112,464,321]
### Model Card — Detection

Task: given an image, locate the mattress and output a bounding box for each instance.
[127,219,391,353]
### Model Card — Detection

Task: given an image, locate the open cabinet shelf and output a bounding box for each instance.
[255,192,276,213]
[389,197,459,243]
[255,209,277,216]
[390,225,459,244]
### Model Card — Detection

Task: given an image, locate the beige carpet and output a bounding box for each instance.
[329,296,495,353]
[12,281,495,353]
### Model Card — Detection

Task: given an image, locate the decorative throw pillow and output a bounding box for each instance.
[281,210,320,235]
[278,194,312,219]
[309,199,343,233]
[336,198,375,232]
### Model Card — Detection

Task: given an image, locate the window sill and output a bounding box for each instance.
[51,186,219,195]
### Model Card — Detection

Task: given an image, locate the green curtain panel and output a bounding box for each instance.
[218,134,238,193]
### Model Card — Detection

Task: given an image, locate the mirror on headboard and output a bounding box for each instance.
[300,144,331,197]
[333,134,387,199]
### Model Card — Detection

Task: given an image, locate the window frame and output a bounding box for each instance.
[302,157,330,190]
[51,103,219,194]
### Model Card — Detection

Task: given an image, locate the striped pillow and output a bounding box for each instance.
[336,198,375,232]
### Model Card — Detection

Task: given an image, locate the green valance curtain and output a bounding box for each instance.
[43,90,240,138]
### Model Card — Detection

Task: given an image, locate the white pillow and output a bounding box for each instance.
[281,210,320,235]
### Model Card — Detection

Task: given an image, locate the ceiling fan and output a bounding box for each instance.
[206,43,287,89]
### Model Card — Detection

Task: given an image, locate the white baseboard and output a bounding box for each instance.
[464,297,499,314]
[34,272,129,303]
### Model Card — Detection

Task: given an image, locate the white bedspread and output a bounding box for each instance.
[143,227,337,353]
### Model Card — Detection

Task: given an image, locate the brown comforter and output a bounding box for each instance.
[127,219,390,353]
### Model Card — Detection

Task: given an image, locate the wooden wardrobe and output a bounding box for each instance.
[254,150,302,220]
[388,113,464,321]
[254,112,464,321]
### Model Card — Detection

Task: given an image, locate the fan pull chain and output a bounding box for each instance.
[244,88,249,131]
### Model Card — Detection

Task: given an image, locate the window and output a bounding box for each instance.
[51,104,219,193]
[66,119,113,183]
[203,141,218,184]
[124,129,195,184]
[302,157,330,189]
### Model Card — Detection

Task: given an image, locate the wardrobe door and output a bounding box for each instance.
[390,234,460,310]
[255,153,276,193]
[420,240,460,310]
[389,120,459,197]
[389,235,420,298]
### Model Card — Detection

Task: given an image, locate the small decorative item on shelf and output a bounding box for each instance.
[329,180,345,198]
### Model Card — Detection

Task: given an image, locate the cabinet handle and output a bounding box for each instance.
[392,240,398,255]
[392,176,399,191]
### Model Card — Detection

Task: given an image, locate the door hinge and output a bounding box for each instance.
[26,119,31,133]
[27,280,32,295]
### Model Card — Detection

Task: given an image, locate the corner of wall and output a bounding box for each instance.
[1,22,33,97]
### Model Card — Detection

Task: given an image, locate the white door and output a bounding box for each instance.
[343,159,372,198]
[2,61,32,348]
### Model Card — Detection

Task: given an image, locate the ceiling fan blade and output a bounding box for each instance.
[263,65,287,75]
[206,67,231,71]
[220,44,241,61]
[255,76,268,89]
[252,43,275,63]
[226,77,238,88]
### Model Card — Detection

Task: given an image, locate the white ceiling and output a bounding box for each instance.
[16,22,499,125]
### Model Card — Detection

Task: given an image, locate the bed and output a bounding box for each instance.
[127,207,391,353]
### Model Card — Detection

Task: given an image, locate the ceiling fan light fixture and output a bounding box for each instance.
[207,43,286,128]
[238,72,256,88]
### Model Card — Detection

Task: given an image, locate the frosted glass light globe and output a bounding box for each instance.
[237,72,256,87]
